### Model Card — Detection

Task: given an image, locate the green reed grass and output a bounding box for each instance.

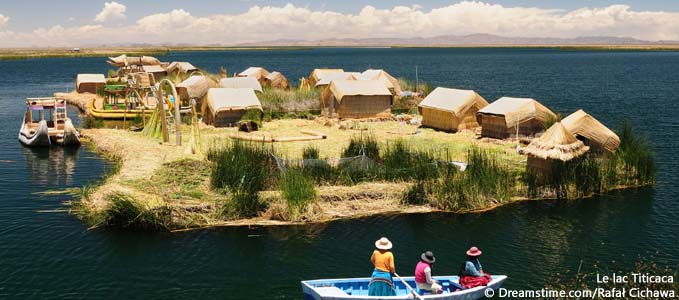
[302,145,320,159]
[279,168,317,220]
[342,134,380,160]
[105,192,172,231]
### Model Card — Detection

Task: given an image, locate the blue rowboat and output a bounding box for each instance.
[302,275,507,300]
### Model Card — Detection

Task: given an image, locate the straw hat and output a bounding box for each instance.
[420,251,436,263]
[466,246,482,257]
[522,122,589,161]
[375,237,393,250]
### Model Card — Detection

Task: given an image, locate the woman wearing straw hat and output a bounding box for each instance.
[368,237,397,296]
[458,246,493,288]
[414,251,443,294]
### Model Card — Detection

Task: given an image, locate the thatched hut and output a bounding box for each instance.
[309,69,344,86]
[561,109,620,153]
[141,65,167,82]
[522,122,589,173]
[202,88,263,127]
[477,97,557,139]
[218,77,263,93]
[166,62,198,75]
[320,80,393,119]
[238,67,270,83]
[418,87,489,132]
[359,69,402,95]
[314,72,357,89]
[76,74,106,94]
[176,75,217,108]
[263,71,290,89]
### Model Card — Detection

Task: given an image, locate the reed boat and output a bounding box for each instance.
[19,97,80,147]
[302,275,507,300]
[88,97,192,119]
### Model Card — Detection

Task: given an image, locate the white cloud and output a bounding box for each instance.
[4,2,679,47]
[0,14,9,28]
[94,1,126,23]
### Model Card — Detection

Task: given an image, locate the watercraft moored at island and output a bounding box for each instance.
[19,97,80,147]
[301,275,507,300]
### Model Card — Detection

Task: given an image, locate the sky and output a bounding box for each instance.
[1,1,679,47]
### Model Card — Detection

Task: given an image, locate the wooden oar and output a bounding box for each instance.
[394,273,424,300]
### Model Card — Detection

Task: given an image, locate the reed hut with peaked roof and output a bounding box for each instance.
[314,72,358,89]
[218,77,263,93]
[418,87,489,132]
[320,80,393,119]
[76,74,106,94]
[309,68,344,86]
[561,109,620,153]
[359,69,402,95]
[141,65,167,82]
[238,67,270,83]
[522,122,590,173]
[176,75,217,108]
[477,97,557,139]
[202,88,263,127]
[263,71,290,89]
[166,62,198,75]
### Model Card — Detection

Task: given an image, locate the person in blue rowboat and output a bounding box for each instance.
[458,246,493,288]
[368,237,396,296]
[414,251,443,294]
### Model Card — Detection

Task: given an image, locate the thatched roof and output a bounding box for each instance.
[176,75,217,100]
[166,62,198,74]
[522,122,589,161]
[321,80,392,104]
[264,71,289,89]
[206,88,262,117]
[359,69,402,94]
[76,74,105,87]
[141,65,166,74]
[107,55,161,67]
[238,67,270,80]
[315,72,357,87]
[310,69,344,82]
[478,97,556,128]
[218,77,263,93]
[561,109,620,153]
[418,87,488,116]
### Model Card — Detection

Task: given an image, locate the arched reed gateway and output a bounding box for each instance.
[477,97,556,139]
[320,80,393,119]
[418,87,489,132]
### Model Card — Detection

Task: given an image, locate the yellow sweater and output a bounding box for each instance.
[371,250,395,273]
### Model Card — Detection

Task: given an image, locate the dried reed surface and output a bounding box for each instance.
[54,91,104,114]
[76,119,523,230]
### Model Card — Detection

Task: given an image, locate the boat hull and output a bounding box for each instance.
[58,119,81,146]
[302,275,507,300]
[19,119,51,147]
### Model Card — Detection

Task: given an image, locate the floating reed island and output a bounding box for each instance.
[59,55,654,231]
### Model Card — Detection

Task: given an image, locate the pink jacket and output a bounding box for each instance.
[414,261,431,283]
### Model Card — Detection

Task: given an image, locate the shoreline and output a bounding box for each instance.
[4,44,679,60]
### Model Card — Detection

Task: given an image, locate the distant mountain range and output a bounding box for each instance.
[238,34,679,47]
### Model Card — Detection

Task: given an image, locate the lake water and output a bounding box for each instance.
[0,48,678,299]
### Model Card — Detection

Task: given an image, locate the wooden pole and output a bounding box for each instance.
[394,273,425,300]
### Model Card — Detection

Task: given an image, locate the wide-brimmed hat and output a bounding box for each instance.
[375,237,393,250]
[466,246,482,257]
[420,251,436,263]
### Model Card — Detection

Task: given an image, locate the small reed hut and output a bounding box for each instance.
[218,77,263,93]
[141,65,167,82]
[75,74,106,94]
[314,72,357,89]
[166,62,198,75]
[522,122,590,174]
[202,88,263,127]
[477,97,557,139]
[561,109,620,153]
[238,67,270,83]
[309,68,344,86]
[418,87,489,132]
[320,80,393,119]
[359,69,402,95]
[176,75,217,108]
[263,71,290,89]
